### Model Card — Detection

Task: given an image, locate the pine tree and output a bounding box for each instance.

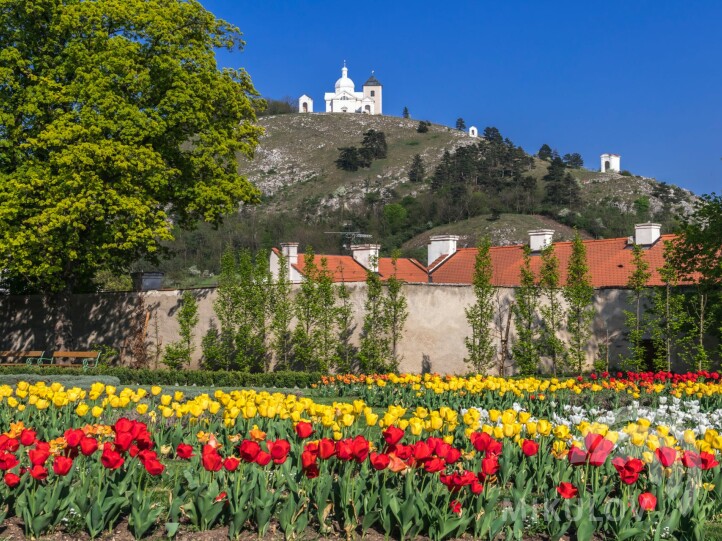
[512,246,540,375]
[384,254,409,369]
[270,251,293,370]
[417,120,429,133]
[163,291,199,369]
[538,144,553,161]
[455,117,466,131]
[359,257,390,373]
[563,232,595,375]
[464,238,496,373]
[336,146,361,171]
[402,106,410,119]
[539,243,566,375]
[623,244,651,370]
[408,154,426,183]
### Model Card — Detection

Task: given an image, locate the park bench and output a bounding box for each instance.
[0,350,101,371]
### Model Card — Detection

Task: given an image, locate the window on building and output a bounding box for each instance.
[370,90,375,97]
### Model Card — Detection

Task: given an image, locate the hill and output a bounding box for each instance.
[148,113,697,288]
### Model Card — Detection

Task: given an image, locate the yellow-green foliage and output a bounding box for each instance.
[0,0,264,293]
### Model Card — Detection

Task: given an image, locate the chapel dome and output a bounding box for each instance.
[335,65,355,92]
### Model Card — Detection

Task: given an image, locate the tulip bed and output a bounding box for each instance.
[1,374,722,540]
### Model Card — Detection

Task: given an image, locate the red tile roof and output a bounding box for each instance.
[378,258,428,283]
[430,234,684,288]
[275,248,428,283]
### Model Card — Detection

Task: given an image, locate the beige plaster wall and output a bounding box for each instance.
[0,284,646,374]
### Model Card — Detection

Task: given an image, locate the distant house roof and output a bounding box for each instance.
[363,74,382,86]
[272,249,427,283]
[429,234,687,288]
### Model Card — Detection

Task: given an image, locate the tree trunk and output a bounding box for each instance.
[49,291,74,351]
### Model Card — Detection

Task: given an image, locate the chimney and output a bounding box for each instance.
[634,223,661,246]
[427,235,459,266]
[280,242,299,265]
[351,244,380,272]
[528,229,554,252]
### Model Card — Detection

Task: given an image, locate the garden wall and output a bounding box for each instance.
[0,284,646,374]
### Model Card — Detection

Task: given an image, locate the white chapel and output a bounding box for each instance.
[298,63,382,115]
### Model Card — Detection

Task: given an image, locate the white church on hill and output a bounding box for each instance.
[298,62,382,115]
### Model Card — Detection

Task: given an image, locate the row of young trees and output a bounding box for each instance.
[464,229,721,376]
[464,234,595,376]
[163,248,409,374]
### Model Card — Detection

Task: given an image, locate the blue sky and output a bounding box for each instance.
[201,0,721,195]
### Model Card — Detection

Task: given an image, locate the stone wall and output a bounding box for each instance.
[0,283,653,374]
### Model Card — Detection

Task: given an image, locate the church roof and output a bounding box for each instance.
[363,74,382,86]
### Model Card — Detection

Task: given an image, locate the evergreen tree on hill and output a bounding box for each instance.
[408,154,426,183]
[563,153,584,168]
[456,118,466,131]
[402,106,410,118]
[538,144,553,161]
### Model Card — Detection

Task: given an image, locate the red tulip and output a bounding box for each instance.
[4,472,20,487]
[568,446,587,466]
[267,439,291,465]
[394,444,412,460]
[585,434,614,466]
[255,451,272,466]
[655,447,677,467]
[470,480,483,494]
[700,451,719,470]
[470,432,492,452]
[80,437,98,456]
[214,491,227,503]
[64,429,84,448]
[370,452,390,470]
[383,426,404,446]
[479,456,499,479]
[423,457,445,473]
[449,500,462,515]
[681,450,701,469]
[176,443,194,460]
[101,446,125,470]
[304,463,319,478]
[0,437,19,453]
[239,440,261,462]
[114,431,134,452]
[29,465,48,481]
[144,459,165,476]
[412,441,432,462]
[224,457,240,471]
[114,417,133,435]
[294,422,314,439]
[638,492,656,511]
[52,456,73,476]
[335,440,353,461]
[557,482,578,499]
[0,452,19,471]
[201,446,222,472]
[521,439,539,457]
[19,429,37,447]
[301,449,317,469]
[445,447,461,464]
[318,438,336,460]
[28,448,50,466]
[352,436,370,463]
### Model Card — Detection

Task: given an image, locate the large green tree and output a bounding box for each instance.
[464,238,496,373]
[0,1,263,301]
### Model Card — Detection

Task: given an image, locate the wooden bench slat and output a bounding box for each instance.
[52,351,100,358]
[0,351,45,357]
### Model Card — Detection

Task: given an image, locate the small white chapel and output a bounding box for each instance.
[298,62,382,115]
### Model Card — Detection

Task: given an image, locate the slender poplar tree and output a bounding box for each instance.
[163,291,199,369]
[359,257,390,373]
[270,252,294,370]
[512,246,540,375]
[384,254,409,370]
[649,242,690,372]
[539,243,566,376]
[623,244,651,370]
[563,233,595,375]
[334,277,357,373]
[464,238,496,373]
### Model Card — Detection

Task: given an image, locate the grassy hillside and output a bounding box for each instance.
[237,113,476,217]
[142,113,697,288]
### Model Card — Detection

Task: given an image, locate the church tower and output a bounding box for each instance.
[363,72,382,115]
